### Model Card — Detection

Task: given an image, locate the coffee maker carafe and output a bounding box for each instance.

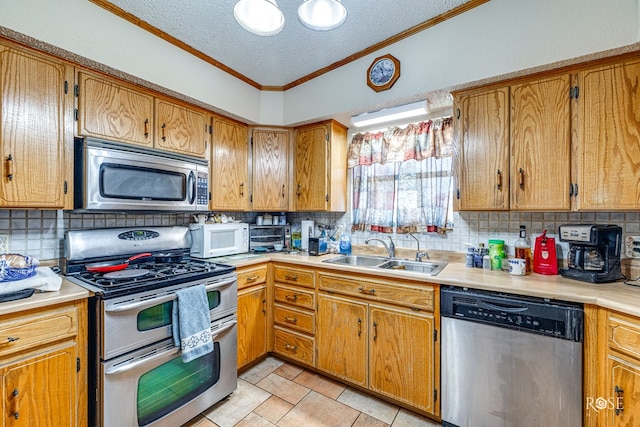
[559,224,623,283]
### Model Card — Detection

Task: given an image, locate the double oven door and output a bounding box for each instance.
[93,273,238,427]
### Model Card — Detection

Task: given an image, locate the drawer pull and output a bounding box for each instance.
[615,385,624,415]
[284,274,298,281]
[285,294,298,302]
[6,336,20,343]
[284,343,298,352]
[284,316,298,324]
[358,287,376,295]
[245,275,259,283]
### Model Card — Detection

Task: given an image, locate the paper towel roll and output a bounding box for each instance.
[301,220,314,250]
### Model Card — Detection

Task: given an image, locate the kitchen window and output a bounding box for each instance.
[348,118,454,234]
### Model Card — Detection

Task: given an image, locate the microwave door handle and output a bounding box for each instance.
[104,346,181,375]
[187,171,196,205]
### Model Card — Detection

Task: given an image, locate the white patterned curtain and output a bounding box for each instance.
[348,117,454,234]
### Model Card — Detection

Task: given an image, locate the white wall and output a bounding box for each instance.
[283,0,640,125]
[0,0,638,127]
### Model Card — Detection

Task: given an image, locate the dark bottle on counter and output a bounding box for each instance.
[474,243,486,268]
[514,225,532,273]
[466,246,475,268]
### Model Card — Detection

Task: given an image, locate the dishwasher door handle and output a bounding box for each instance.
[479,301,528,312]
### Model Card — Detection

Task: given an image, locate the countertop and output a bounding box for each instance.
[0,279,90,317]
[216,251,640,317]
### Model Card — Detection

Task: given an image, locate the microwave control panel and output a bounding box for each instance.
[197,172,209,205]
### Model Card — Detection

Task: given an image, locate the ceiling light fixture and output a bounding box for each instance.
[233,0,285,36]
[298,0,348,31]
[351,101,429,128]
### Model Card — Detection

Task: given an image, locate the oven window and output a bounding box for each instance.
[100,163,185,201]
[137,342,221,426]
[137,291,223,331]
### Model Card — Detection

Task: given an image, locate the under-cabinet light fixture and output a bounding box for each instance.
[351,100,429,128]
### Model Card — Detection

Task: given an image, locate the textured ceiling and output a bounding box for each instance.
[97,0,473,88]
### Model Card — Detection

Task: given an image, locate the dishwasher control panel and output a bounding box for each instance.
[440,286,584,342]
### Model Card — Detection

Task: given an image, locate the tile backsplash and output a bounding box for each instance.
[2,209,639,262]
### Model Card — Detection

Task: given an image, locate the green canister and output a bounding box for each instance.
[488,239,506,270]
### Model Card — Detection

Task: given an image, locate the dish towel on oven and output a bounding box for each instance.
[172,284,213,363]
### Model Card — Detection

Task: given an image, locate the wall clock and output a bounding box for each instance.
[367,54,400,92]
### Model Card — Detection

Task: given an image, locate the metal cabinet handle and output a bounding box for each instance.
[240,183,244,197]
[284,316,298,324]
[284,343,298,352]
[12,389,19,419]
[161,123,167,141]
[373,321,378,341]
[282,184,286,198]
[519,168,525,190]
[358,287,376,295]
[615,385,624,415]
[296,184,301,197]
[284,274,298,281]
[245,275,259,283]
[284,294,298,302]
[6,336,19,343]
[496,169,502,190]
[357,318,362,336]
[144,119,149,138]
[6,154,13,181]
[262,299,266,314]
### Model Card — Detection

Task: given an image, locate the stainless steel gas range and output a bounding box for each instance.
[63,226,237,427]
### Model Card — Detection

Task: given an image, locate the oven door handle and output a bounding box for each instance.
[104,346,180,375]
[105,278,237,313]
[211,320,237,340]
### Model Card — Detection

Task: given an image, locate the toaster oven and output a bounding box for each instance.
[249,225,290,251]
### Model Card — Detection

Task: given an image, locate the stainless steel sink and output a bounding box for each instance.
[322,255,447,276]
[377,259,447,276]
[322,255,389,267]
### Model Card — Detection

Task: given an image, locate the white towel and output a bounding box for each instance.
[0,267,62,296]
[171,284,213,363]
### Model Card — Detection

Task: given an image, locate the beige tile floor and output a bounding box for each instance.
[182,356,441,427]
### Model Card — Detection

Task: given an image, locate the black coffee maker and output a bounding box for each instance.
[558,224,623,283]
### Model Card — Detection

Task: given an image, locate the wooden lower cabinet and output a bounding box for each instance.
[316,272,438,417]
[0,299,87,427]
[607,355,640,426]
[237,264,269,369]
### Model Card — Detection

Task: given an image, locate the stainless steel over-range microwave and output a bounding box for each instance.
[74,137,209,212]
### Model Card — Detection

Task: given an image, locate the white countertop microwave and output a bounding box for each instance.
[189,223,249,258]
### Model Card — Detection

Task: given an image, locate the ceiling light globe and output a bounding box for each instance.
[234,0,285,36]
[298,0,347,31]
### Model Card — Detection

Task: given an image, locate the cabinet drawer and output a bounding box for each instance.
[0,305,78,358]
[608,311,640,359]
[274,303,315,334]
[237,264,268,290]
[274,284,315,309]
[274,326,314,366]
[318,273,434,311]
[273,265,315,288]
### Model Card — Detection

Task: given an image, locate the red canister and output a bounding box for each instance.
[533,230,558,275]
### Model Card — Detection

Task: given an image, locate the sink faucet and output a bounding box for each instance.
[410,233,430,261]
[365,236,395,258]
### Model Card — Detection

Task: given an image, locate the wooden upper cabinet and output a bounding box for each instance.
[454,87,510,210]
[510,74,571,211]
[155,97,209,157]
[252,128,290,212]
[210,116,250,211]
[0,43,73,209]
[577,59,640,210]
[77,71,154,147]
[294,120,347,212]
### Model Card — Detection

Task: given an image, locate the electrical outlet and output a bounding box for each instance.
[625,235,640,258]
[0,234,8,254]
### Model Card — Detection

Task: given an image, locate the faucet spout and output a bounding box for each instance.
[365,237,396,258]
[410,233,430,261]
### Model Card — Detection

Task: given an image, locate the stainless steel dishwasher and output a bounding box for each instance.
[441,286,584,427]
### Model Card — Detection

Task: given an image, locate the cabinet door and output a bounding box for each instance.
[455,88,510,210]
[369,304,435,413]
[510,74,571,210]
[295,123,328,211]
[608,356,640,426]
[316,294,367,387]
[210,117,250,211]
[0,45,71,208]
[155,98,209,157]
[578,59,640,210]
[252,128,289,211]
[2,346,76,426]
[78,71,153,147]
[237,285,268,369]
